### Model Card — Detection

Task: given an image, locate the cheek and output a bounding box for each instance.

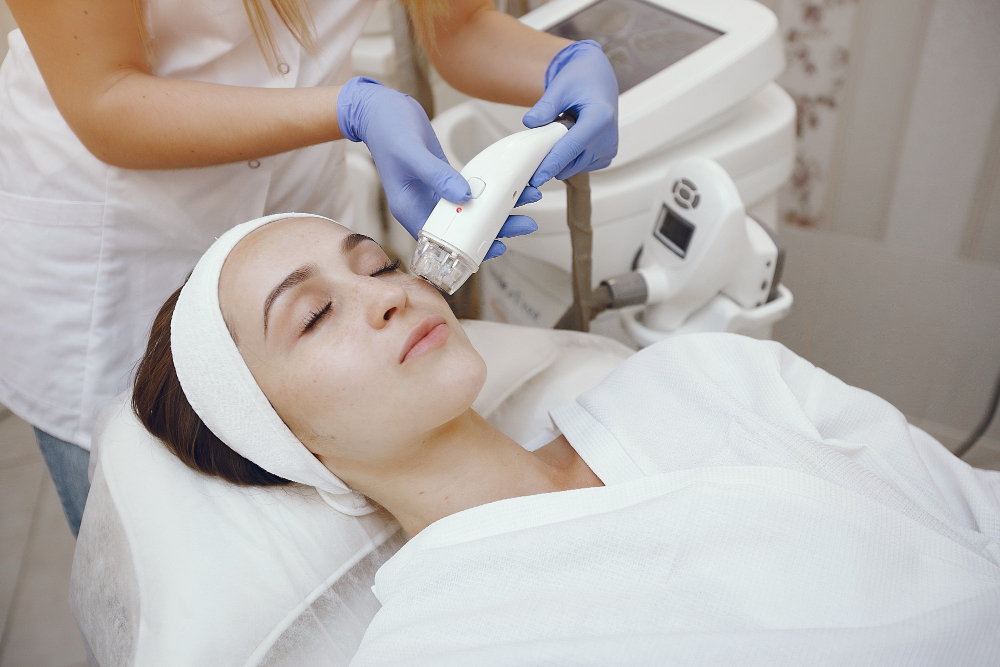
[280,341,389,441]
[264,318,486,460]
[405,274,449,302]
[297,339,486,446]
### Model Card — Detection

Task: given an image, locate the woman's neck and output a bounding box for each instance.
[331,410,602,537]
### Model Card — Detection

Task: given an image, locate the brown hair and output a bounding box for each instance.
[132,285,290,486]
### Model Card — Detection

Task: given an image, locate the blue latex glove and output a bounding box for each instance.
[520,40,619,204]
[337,77,536,259]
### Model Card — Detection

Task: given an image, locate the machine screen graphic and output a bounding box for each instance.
[547,0,724,93]
[654,204,695,258]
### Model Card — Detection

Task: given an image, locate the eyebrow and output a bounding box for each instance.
[341,232,374,253]
[263,264,317,335]
[261,234,376,335]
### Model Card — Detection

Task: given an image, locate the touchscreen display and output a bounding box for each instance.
[547,0,723,93]
[654,204,695,257]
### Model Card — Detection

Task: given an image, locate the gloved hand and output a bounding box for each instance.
[520,40,619,205]
[337,77,536,259]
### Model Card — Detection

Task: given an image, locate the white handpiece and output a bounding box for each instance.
[412,118,571,294]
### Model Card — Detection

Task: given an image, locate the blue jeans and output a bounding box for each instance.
[34,429,91,538]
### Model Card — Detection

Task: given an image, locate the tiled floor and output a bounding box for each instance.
[0,412,87,667]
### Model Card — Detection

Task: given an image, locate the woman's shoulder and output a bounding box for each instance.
[566,332,817,446]
[612,332,796,382]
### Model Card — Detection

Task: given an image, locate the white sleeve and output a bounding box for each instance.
[909,423,1000,543]
[773,339,1000,542]
[571,332,1000,548]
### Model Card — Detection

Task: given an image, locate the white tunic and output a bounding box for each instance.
[350,334,1000,666]
[0,0,373,448]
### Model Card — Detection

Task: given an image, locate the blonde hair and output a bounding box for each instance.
[241,0,318,72]
[134,0,448,72]
[401,0,451,47]
[132,0,316,73]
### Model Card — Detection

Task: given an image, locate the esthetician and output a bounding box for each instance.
[0,0,618,535]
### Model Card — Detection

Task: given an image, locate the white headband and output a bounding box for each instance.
[170,213,373,516]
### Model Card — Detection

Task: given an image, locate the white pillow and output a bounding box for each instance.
[71,321,633,667]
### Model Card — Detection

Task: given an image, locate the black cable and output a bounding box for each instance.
[955,366,1000,459]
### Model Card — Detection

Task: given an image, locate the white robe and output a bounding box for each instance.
[349,334,1000,666]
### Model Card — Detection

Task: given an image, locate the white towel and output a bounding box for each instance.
[170,213,372,515]
[352,467,1000,666]
[349,334,1000,665]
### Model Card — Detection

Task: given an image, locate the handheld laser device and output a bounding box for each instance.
[412,118,572,294]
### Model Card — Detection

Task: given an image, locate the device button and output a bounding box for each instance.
[468,177,486,199]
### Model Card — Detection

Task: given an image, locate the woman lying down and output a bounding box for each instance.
[134,213,1000,666]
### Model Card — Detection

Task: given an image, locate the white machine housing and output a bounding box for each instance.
[468,83,795,284]
[412,120,569,294]
[522,0,784,166]
[464,84,795,336]
[347,0,798,344]
[638,157,778,332]
[416,0,796,340]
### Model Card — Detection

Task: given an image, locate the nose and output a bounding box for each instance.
[359,275,408,329]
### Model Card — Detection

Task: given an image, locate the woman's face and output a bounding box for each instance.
[218,216,487,475]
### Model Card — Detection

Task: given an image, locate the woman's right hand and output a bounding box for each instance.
[337,77,537,257]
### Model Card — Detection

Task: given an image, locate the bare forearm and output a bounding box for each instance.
[6,0,345,170]
[81,72,343,169]
[429,4,570,107]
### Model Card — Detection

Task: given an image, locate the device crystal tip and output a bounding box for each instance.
[411,235,477,295]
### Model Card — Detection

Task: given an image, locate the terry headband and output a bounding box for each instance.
[171,213,373,516]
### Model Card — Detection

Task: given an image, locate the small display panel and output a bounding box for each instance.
[654,204,695,257]
[547,0,723,93]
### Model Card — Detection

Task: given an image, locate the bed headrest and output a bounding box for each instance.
[71,321,633,667]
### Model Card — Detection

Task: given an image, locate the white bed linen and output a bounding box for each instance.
[350,333,1000,667]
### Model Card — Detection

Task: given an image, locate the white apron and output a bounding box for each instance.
[0,0,374,448]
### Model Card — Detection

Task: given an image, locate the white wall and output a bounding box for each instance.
[764,0,1000,456]
[883,0,1000,255]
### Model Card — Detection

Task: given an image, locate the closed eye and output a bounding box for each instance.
[300,259,398,335]
[301,302,331,334]
[370,258,401,277]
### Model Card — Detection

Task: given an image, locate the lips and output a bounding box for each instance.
[400,315,450,364]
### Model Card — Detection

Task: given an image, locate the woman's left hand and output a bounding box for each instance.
[520,40,619,201]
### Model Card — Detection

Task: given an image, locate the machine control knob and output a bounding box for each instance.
[467,177,486,199]
[672,178,701,209]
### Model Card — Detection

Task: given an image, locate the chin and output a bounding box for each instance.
[460,351,488,404]
[424,344,487,423]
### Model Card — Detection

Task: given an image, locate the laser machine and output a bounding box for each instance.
[411,0,796,342]
[411,132,793,346]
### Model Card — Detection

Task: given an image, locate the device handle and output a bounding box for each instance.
[555,172,593,332]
